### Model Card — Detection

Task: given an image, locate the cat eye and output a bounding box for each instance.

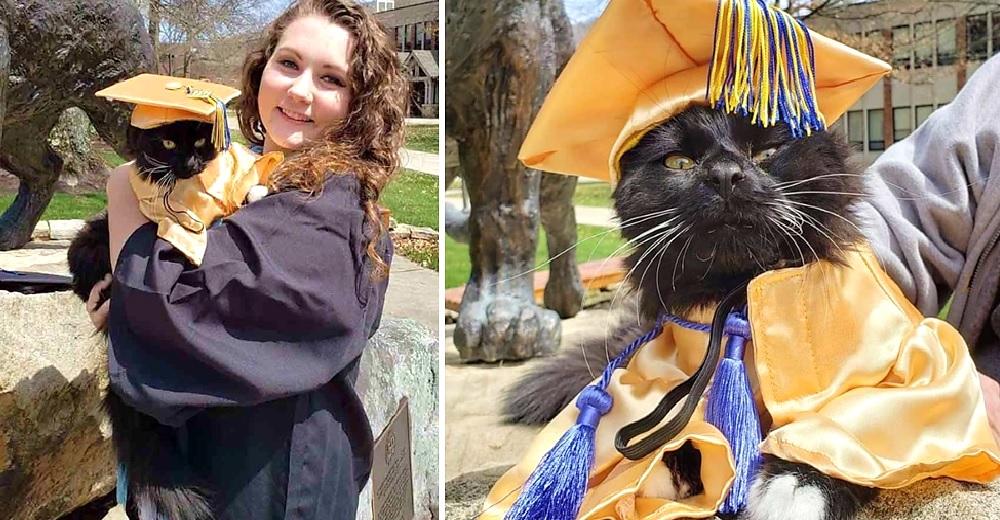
[664,155,696,170]
[194,138,206,148]
[753,147,778,162]
[162,140,176,150]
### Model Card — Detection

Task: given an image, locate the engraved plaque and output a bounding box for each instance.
[371,397,414,520]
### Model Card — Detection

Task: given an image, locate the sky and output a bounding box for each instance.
[562,0,610,23]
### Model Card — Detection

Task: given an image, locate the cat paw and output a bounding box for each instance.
[743,473,831,520]
[246,184,269,203]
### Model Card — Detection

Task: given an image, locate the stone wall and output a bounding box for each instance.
[0,288,439,520]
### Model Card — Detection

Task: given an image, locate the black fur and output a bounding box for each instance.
[68,121,217,519]
[504,107,876,519]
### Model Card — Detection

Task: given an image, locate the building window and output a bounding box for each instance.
[937,18,957,66]
[424,21,434,50]
[847,110,864,151]
[893,107,912,142]
[915,105,934,127]
[416,23,425,50]
[868,109,885,151]
[968,13,989,60]
[376,0,394,12]
[914,21,934,68]
[993,12,1000,56]
[892,25,912,69]
[429,21,439,50]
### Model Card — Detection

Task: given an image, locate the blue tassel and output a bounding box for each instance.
[705,312,762,515]
[505,318,667,520]
[504,386,611,520]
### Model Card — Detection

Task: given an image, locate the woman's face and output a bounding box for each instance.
[258,15,355,153]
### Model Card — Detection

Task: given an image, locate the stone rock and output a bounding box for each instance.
[48,220,85,240]
[356,318,440,520]
[31,221,50,241]
[0,290,115,520]
[443,466,1000,520]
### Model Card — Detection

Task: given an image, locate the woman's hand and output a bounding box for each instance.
[87,274,112,330]
[979,373,1000,446]
[106,164,149,269]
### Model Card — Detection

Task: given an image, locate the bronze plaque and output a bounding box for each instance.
[371,397,414,520]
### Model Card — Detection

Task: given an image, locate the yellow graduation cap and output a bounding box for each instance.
[95,73,239,151]
[518,0,892,183]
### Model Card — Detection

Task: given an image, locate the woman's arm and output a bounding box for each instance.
[855,54,1000,317]
[106,164,149,269]
[105,174,390,427]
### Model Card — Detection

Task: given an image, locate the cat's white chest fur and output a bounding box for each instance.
[246,184,269,203]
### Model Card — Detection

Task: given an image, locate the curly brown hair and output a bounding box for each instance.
[237,0,407,280]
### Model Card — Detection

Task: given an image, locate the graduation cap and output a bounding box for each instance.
[518,0,892,183]
[503,2,891,519]
[95,73,239,151]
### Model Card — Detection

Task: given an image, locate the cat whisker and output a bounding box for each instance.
[784,206,849,258]
[671,235,694,292]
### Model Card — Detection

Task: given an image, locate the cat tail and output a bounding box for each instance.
[502,315,647,425]
[104,392,215,520]
[67,212,112,304]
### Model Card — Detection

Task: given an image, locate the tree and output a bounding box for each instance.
[446,0,578,362]
[152,0,267,77]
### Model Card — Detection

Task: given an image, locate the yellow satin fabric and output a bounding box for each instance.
[129,143,283,265]
[482,247,1000,520]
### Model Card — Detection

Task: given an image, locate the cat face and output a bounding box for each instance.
[128,120,219,182]
[614,105,865,315]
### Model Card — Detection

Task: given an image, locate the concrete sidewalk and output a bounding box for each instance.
[402,147,441,176]
[444,188,617,228]
[0,232,440,332]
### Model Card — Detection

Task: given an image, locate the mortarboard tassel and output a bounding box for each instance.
[707,0,824,138]
[704,309,762,515]
[184,87,231,151]
[504,316,668,520]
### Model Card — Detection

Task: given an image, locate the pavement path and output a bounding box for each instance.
[401,147,440,176]
[444,188,617,228]
[0,234,440,333]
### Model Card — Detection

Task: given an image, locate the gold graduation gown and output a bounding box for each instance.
[128,143,283,266]
[483,246,1000,520]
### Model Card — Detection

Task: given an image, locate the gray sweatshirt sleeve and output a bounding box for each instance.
[855,54,1000,317]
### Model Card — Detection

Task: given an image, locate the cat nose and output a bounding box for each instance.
[706,163,746,200]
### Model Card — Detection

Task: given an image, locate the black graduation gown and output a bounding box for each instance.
[106,174,391,520]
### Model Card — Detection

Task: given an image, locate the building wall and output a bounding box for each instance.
[810,0,1000,165]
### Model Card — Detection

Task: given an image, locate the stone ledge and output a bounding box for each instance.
[444,467,1000,520]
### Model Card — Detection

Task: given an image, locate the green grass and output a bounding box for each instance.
[97,149,128,168]
[382,168,439,230]
[405,125,439,154]
[0,192,108,221]
[445,224,628,288]
[573,182,615,207]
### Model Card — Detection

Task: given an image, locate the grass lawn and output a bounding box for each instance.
[382,168,439,230]
[445,224,628,288]
[405,125,439,154]
[573,182,615,207]
[0,192,108,221]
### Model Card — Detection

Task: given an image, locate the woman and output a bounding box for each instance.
[87,1,407,518]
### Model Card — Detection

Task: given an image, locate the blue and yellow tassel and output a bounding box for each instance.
[184,86,232,151]
[707,0,824,138]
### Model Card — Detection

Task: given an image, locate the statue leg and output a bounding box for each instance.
[540,172,584,318]
[0,119,65,250]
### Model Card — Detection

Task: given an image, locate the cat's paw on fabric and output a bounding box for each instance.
[742,458,877,520]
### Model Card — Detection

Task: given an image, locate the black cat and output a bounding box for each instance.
[68,120,219,520]
[504,106,877,520]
